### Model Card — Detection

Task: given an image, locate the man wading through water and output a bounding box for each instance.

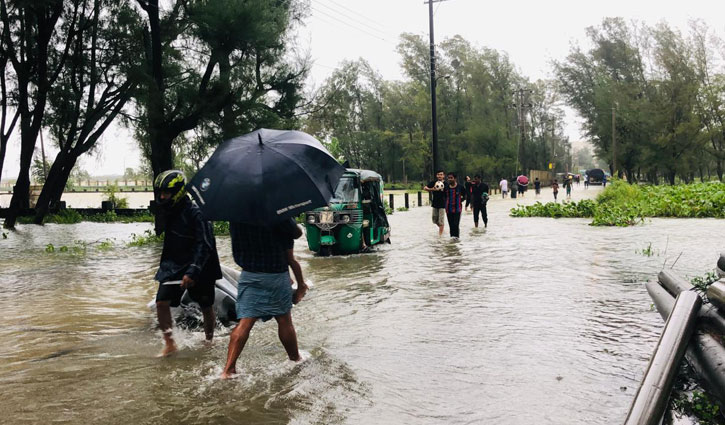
[424,170,447,236]
[470,175,489,228]
[444,172,465,238]
[153,170,222,357]
[221,218,308,379]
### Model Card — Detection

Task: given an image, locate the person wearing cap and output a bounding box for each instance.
[153,170,222,357]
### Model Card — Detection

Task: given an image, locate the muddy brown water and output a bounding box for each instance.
[1,188,722,424]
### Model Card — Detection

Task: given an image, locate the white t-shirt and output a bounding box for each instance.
[499,179,508,192]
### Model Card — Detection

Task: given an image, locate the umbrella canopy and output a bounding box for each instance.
[517,175,529,185]
[187,129,346,224]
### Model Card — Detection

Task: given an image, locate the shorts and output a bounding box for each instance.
[156,278,215,308]
[432,208,445,226]
[236,271,292,321]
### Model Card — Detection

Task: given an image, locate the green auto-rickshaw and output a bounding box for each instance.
[304,169,390,255]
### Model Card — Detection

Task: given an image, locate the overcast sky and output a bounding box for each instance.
[3,0,725,179]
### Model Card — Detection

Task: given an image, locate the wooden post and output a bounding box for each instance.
[418,191,422,207]
[389,194,394,210]
[404,193,409,209]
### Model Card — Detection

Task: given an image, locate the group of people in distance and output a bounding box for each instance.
[151,170,308,379]
[423,171,489,238]
[497,175,577,202]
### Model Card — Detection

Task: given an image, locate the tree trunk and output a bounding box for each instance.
[33,149,77,223]
[4,126,38,228]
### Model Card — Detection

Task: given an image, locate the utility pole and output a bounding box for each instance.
[425,0,448,174]
[512,88,532,175]
[612,103,617,178]
[39,131,48,183]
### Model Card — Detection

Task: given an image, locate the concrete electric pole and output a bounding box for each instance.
[425,0,449,174]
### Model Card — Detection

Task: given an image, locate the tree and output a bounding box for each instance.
[1,0,81,228]
[33,0,142,223]
[132,0,308,178]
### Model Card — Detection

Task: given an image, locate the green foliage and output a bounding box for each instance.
[44,240,88,255]
[44,209,83,224]
[128,230,164,247]
[396,207,409,212]
[20,210,154,224]
[690,271,720,292]
[1,232,7,239]
[384,200,393,216]
[671,391,723,425]
[555,18,725,183]
[511,181,725,226]
[212,221,230,236]
[103,184,129,209]
[635,243,657,257]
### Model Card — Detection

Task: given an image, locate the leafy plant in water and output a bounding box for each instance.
[511,181,725,226]
[128,229,164,247]
[45,243,55,253]
[690,271,719,292]
[636,242,656,257]
[396,206,409,212]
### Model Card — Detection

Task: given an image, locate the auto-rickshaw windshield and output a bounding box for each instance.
[329,177,359,203]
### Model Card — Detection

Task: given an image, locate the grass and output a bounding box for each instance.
[510,180,725,226]
[18,209,155,225]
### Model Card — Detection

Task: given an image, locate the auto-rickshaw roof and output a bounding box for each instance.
[345,168,383,183]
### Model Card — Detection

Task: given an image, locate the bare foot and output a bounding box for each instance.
[157,342,178,358]
[203,339,214,348]
[220,368,237,380]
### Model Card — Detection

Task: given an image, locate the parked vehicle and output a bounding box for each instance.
[586,168,605,185]
[304,169,390,256]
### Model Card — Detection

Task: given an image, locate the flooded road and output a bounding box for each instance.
[1,187,723,424]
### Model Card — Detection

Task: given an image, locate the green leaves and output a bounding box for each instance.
[511,181,725,226]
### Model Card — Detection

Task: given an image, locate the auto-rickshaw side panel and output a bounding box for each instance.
[305,225,322,252]
[335,224,362,254]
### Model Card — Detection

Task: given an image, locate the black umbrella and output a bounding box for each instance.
[187,129,346,224]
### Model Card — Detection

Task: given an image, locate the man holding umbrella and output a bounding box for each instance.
[185,129,346,379]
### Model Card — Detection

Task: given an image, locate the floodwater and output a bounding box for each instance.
[1,186,723,424]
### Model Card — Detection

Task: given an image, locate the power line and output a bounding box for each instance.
[317,0,387,32]
[315,0,392,39]
[310,6,396,45]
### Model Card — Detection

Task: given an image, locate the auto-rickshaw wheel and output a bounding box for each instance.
[319,246,331,257]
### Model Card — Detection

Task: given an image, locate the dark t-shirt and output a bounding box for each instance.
[470,182,489,206]
[427,180,447,208]
[230,218,299,273]
[534,180,541,190]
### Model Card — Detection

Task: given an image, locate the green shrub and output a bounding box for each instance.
[511,181,725,226]
[128,229,164,246]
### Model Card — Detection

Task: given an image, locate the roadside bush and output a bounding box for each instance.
[511,181,725,226]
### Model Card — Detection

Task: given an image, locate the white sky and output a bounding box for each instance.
[3,0,725,180]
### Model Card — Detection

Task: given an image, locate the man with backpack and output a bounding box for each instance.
[470,175,489,228]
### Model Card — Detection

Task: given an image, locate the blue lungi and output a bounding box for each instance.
[236,271,293,321]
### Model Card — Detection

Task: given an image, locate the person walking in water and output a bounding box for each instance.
[499,177,508,199]
[424,170,447,236]
[464,176,473,212]
[470,175,489,228]
[563,176,573,200]
[552,179,560,202]
[221,218,308,379]
[152,170,222,357]
[444,172,465,238]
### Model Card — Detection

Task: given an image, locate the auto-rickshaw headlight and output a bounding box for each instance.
[306,214,316,224]
[340,214,350,223]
